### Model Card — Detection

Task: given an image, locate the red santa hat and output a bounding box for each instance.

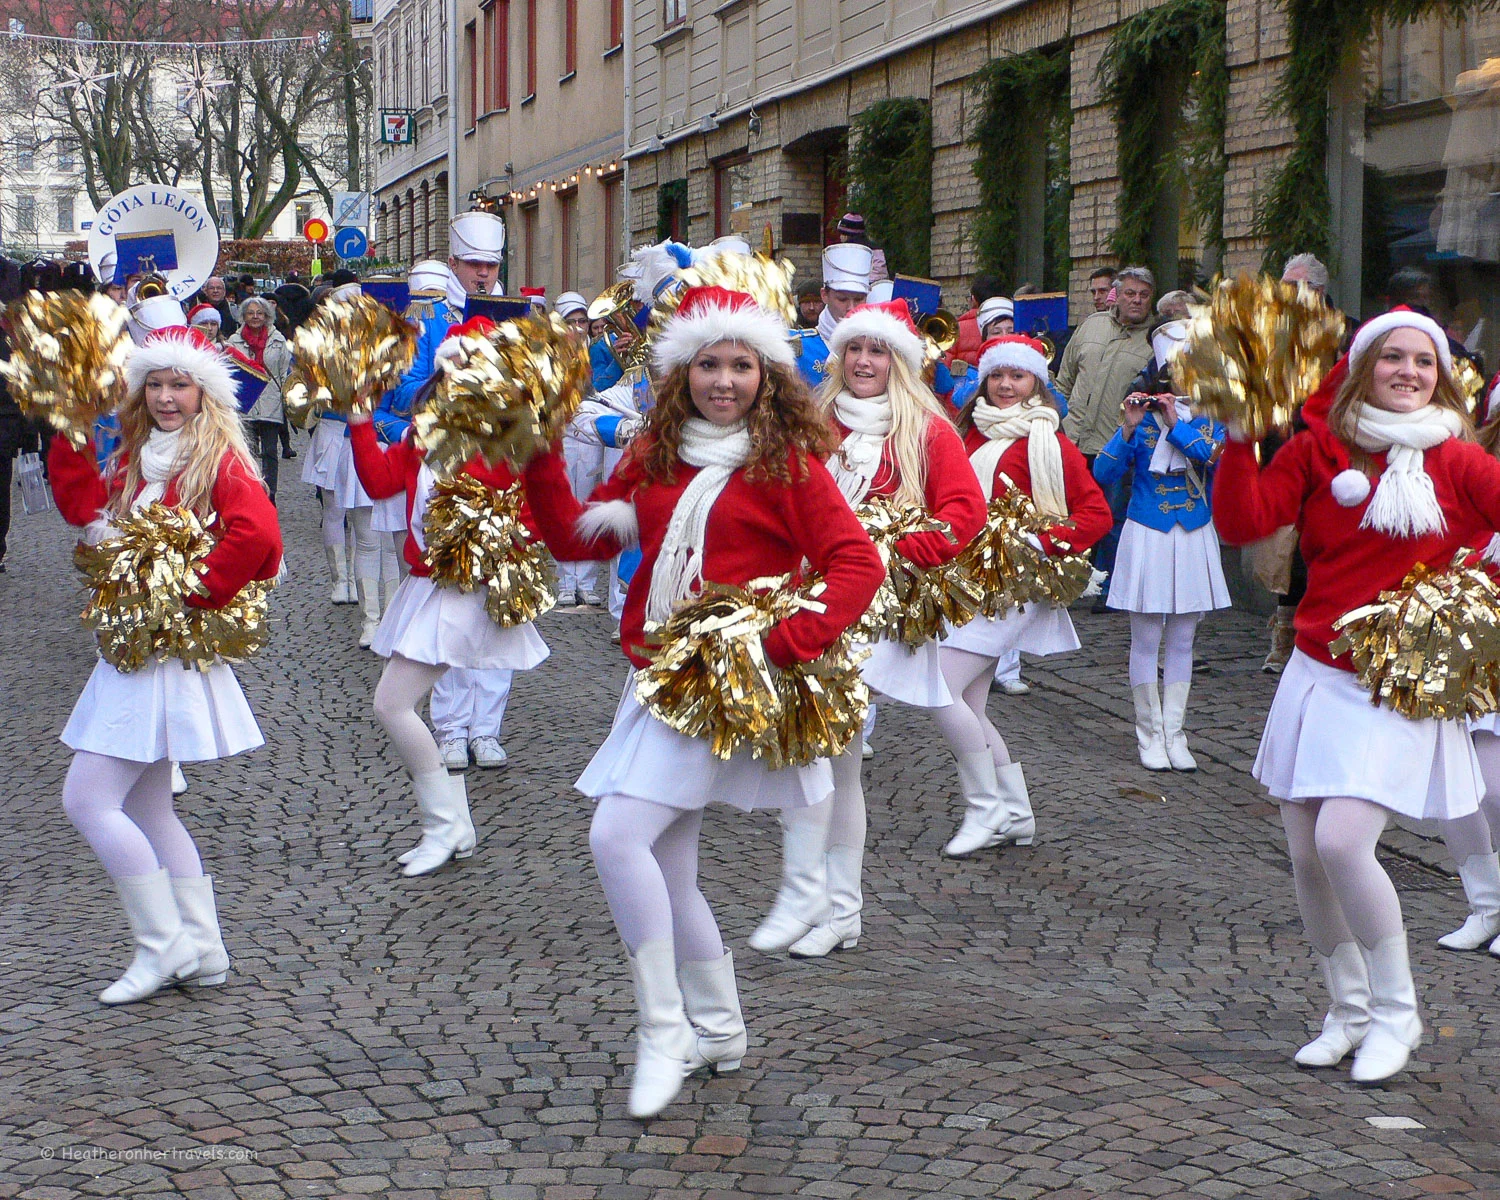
[827,298,925,373]
[651,285,795,374]
[976,334,1051,387]
[125,326,239,411]
[435,315,499,368]
[186,302,222,328]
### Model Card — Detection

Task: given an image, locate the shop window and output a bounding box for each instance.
[714,154,752,239]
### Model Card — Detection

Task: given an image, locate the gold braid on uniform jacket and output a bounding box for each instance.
[282,295,418,427]
[634,576,869,770]
[1172,272,1346,440]
[952,482,1095,618]
[73,503,275,673]
[0,290,131,450]
[1330,549,1500,722]
[851,494,982,647]
[421,474,557,627]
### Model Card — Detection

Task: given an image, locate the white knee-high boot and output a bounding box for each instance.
[171,874,230,986]
[1294,942,1371,1068]
[326,544,353,604]
[789,844,864,958]
[400,770,477,877]
[748,801,832,952]
[355,577,382,648]
[1437,852,1500,951]
[1132,683,1171,771]
[679,950,746,1074]
[625,940,695,1118]
[1350,934,1423,1084]
[1161,681,1197,771]
[945,754,1035,857]
[99,869,200,1005]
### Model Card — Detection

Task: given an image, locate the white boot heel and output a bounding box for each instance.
[679,951,747,1075]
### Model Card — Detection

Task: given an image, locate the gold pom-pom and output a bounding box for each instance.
[422,474,557,627]
[647,252,799,338]
[634,576,869,768]
[413,312,589,475]
[1172,272,1346,440]
[1454,356,1485,415]
[851,495,980,647]
[73,503,275,673]
[952,482,1095,618]
[0,290,131,449]
[282,294,418,427]
[1329,550,1500,721]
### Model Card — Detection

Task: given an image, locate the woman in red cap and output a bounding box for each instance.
[755,298,985,961]
[48,325,282,1004]
[937,335,1112,857]
[347,316,551,879]
[522,284,884,1119]
[1215,309,1500,1084]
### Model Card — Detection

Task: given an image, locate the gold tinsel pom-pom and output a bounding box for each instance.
[1329,551,1500,721]
[1172,272,1346,440]
[852,495,980,647]
[414,312,589,475]
[646,252,800,340]
[282,294,418,427]
[952,484,1095,618]
[422,474,557,627]
[0,290,131,450]
[73,503,275,673]
[635,576,869,769]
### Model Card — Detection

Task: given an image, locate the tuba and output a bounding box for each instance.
[588,280,649,373]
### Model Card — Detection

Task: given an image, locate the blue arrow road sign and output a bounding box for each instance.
[333,227,368,260]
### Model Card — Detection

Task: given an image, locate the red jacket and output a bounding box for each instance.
[348,419,537,577]
[524,440,885,668]
[839,413,987,568]
[1214,432,1500,669]
[48,435,282,609]
[962,425,1113,555]
[949,306,983,369]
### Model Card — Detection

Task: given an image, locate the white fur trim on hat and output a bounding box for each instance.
[977,339,1050,386]
[125,332,240,412]
[1348,310,1453,374]
[651,300,796,374]
[1331,468,1372,508]
[828,307,925,373]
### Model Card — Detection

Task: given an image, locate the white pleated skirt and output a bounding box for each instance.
[327,434,373,509]
[300,418,346,490]
[857,636,951,707]
[371,492,407,534]
[941,602,1080,661]
[577,685,833,812]
[62,657,263,763]
[1254,650,1481,821]
[371,574,549,671]
[1470,713,1500,737]
[1107,520,1231,614]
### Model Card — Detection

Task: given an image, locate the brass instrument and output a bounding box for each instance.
[134,272,169,301]
[588,281,649,373]
[917,308,958,368]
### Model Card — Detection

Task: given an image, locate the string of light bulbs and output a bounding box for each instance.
[5,30,320,49]
[502,161,622,204]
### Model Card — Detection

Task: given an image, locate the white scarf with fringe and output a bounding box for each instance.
[829,391,891,506]
[968,398,1065,514]
[134,427,186,511]
[1352,403,1463,538]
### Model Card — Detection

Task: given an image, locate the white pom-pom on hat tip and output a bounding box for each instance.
[1331,468,1371,507]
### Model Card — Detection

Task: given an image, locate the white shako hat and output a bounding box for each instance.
[1151,318,1190,369]
[652,284,796,374]
[449,210,506,263]
[821,243,872,294]
[128,293,189,345]
[125,326,239,411]
[408,260,451,296]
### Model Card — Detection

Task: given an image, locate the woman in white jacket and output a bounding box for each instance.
[226,297,294,501]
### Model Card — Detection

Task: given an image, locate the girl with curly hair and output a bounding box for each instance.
[523,284,884,1119]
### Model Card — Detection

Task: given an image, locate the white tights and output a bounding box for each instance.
[1128,612,1202,689]
[62,752,204,880]
[321,492,346,548]
[931,648,1012,765]
[589,794,724,962]
[1281,797,1404,953]
[1442,731,1500,861]
[347,506,381,581]
[372,654,449,776]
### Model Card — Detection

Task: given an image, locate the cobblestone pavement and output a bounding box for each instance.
[1,477,1497,1200]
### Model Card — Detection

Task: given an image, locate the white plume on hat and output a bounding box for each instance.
[449,210,507,263]
[628,243,681,305]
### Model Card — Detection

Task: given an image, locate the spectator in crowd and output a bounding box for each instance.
[187,303,224,343]
[227,296,295,501]
[1156,290,1193,320]
[197,277,239,337]
[951,274,1006,370]
[1386,265,1485,378]
[1058,265,1157,608]
[797,287,824,330]
[1087,267,1117,314]
[836,213,889,283]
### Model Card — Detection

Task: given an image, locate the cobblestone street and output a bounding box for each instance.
[1,476,1497,1200]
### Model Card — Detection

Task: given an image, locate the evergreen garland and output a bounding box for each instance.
[969,47,1072,291]
[656,178,688,242]
[1101,0,1227,271]
[846,98,933,275]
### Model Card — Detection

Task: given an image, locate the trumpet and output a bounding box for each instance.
[917,308,958,367]
[588,281,649,373]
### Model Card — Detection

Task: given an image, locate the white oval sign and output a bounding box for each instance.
[87,184,221,301]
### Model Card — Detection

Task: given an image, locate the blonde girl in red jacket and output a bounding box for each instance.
[1215,309,1500,1084]
[347,317,550,879]
[756,299,986,960]
[522,285,884,1119]
[49,326,283,1005]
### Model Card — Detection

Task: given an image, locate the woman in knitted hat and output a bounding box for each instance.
[1215,309,1500,1084]
[937,336,1113,856]
[522,285,884,1119]
[756,298,986,961]
[346,316,551,879]
[1093,341,1230,772]
[46,326,283,1004]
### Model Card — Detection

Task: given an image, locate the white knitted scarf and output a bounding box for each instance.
[645,417,753,622]
[829,391,892,505]
[816,305,839,345]
[969,398,1065,514]
[1352,402,1463,538]
[1147,400,1196,475]
[134,427,186,511]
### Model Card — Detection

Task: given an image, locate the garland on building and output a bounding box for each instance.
[846,98,933,276]
[1101,0,1227,271]
[1255,0,1477,272]
[656,179,688,242]
[968,47,1072,292]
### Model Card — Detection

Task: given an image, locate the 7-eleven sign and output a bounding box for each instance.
[380,110,415,144]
